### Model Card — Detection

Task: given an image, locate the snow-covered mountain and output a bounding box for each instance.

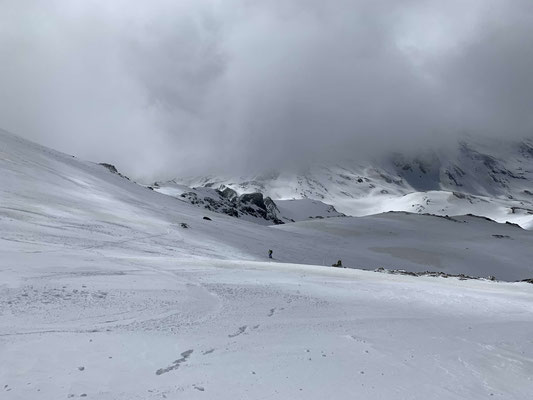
[164,136,533,228]
[2,128,533,399]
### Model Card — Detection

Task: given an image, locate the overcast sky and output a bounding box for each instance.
[1,0,533,180]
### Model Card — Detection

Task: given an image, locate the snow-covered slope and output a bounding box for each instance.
[275,198,345,222]
[1,128,532,280]
[1,129,533,399]
[274,212,533,281]
[169,136,533,228]
[3,254,533,400]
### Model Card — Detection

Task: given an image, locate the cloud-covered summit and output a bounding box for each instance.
[1,0,532,180]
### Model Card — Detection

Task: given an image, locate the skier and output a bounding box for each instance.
[268,249,273,259]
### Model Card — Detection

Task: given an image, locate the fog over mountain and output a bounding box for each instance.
[1,0,533,180]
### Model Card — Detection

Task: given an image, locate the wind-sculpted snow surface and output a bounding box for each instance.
[1,129,533,399]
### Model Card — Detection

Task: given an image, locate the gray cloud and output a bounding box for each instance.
[1,0,532,181]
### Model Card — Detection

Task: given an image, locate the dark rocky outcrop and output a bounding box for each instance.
[505,221,523,229]
[465,214,497,223]
[99,163,118,174]
[99,163,130,180]
[374,267,497,282]
[420,213,463,223]
[492,234,511,239]
[510,206,533,215]
[219,186,238,201]
[179,185,284,224]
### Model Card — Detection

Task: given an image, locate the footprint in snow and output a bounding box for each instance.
[267,307,284,317]
[155,350,194,376]
[228,326,247,338]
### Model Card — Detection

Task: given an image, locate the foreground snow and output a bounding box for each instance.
[1,129,533,399]
[2,253,533,399]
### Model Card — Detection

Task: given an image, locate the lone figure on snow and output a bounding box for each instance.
[332,259,343,268]
[268,249,273,259]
